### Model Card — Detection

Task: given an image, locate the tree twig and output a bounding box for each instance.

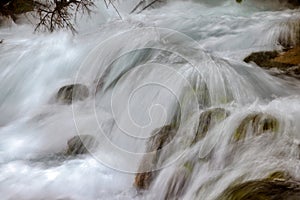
[137,0,160,14]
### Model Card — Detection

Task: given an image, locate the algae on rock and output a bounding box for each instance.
[233,112,279,142]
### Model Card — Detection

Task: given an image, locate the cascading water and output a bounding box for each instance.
[1,0,300,199]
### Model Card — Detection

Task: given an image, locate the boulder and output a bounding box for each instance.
[192,108,229,144]
[56,84,89,104]
[277,19,300,48]
[244,51,292,69]
[233,112,279,142]
[244,48,300,80]
[66,135,98,155]
[217,171,300,200]
[164,161,195,200]
[287,0,300,7]
[0,0,34,21]
[134,125,177,190]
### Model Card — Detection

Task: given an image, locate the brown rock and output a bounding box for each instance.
[244,49,300,80]
[134,125,177,190]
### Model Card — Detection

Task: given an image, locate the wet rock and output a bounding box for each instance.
[272,47,300,78]
[66,135,98,155]
[267,171,292,181]
[192,108,229,144]
[233,112,279,142]
[135,171,153,190]
[244,48,300,80]
[56,84,89,104]
[287,0,300,7]
[244,16,300,79]
[277,19,300,48]
[244,51,291,69]
[218,172,300,200]
[164,161,195,200]
[149,125,177,151]
[134,125,177,190]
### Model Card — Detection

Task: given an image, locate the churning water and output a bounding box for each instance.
[0,0,300,199]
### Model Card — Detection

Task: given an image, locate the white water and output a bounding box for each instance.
[0,0,300,199]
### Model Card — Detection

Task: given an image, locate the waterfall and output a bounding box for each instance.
[0,0,300,199]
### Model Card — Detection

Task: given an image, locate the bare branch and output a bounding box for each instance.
[137,0,160,14]
[34,0,95,33]
[130,0,145,14]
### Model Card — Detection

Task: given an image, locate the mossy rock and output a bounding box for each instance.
[192,108,229,144]
[134,125,177,190]
[56,84,89,104]
[266,171,292,181]
[233,113,279,142]
[217,176,300,200]
[66,135,98,155]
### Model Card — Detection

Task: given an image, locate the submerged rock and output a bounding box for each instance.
[56,84,89,104]
[233,112,279,142]
[218,171,300,200]
[266,171,292,181]
[277,19,300,48]
[135,171,153,190]
[135,125,177,190]
[66,135,98,155]
[192,108,229,144]
[164,161,195,200]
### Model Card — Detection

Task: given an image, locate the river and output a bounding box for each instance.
[0,0,300,199]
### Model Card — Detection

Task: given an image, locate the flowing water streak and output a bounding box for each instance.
[0,0,300,199]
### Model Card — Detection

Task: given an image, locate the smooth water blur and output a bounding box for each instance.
[0,0,300,199]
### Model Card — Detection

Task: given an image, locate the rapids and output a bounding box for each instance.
[0,0,300,199]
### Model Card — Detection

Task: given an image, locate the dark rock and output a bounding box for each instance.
[287,0,300,7]
[244,18,300,79]
[217,172,300,200]
[192,108,229,144]
[66,135,98,155]
[244,50,300,80]
[164,161,195,200]
[244,51,292,69]
[236,0,300,7]
[0,0,34,21]
[56,84,89,104]
[134,125,177,190]
[233,112,279,142]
